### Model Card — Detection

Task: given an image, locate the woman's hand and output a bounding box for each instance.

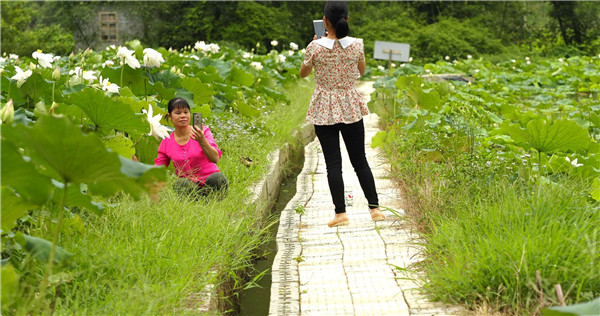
[191,125,220,164]
[190,125,207,145]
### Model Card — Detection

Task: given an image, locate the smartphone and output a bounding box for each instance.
[193,112,202,129]
[313,20,326,38]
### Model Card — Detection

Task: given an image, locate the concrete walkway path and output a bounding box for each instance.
[269,82,467,315]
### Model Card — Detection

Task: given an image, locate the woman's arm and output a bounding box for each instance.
[300,62,312,78]
[358,60,366,77]
[191,126,220,163]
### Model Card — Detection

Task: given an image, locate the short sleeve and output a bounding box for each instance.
[303,41,316,68]
[154,137,171,167]
[357,39,365,63]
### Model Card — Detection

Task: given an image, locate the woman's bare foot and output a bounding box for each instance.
[328,213,349,227]
[370,208,385,222]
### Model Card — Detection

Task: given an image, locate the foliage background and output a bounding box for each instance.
[2,1,600,62]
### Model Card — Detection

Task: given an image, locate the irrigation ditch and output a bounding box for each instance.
[196,122,315,314]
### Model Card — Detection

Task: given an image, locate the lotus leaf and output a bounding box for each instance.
[67,88,147,136]
[499,119,590,153]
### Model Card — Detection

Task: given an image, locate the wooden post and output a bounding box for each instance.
[382,49,402,76]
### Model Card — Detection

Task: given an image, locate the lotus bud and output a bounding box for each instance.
[69,52,75,60]
[30,62,36,69]
[1,100,14,124]
[84,47,91,56]
[52,66,61,81]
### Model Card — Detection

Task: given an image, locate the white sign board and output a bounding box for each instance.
[373,41,410,62]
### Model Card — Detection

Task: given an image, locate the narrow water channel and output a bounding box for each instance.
[238,166,301,315]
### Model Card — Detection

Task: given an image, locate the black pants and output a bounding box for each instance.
[173,172,228,199]
[314,119,379,214]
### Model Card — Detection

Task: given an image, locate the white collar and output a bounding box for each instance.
[314,36,356,50]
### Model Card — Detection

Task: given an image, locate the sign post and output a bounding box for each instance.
[374,41,410,76]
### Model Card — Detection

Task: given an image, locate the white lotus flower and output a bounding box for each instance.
[445,56,450,60]
[391,63,396,68]
[100,76,120,93]
[271,40,278,47]
[467,54,472,59]
[69,67,97,83]
[243,52,251,59]
[102,60,115,67]
[525,56,530,61]
[408,57,413,62]
[250,61,263,71]
[565,157,583,168]
[9,54,18,61]
[32,50,53,68]
[377,65,385,71]
[191,55,200,61]
[0,57,5,63]
[11,66,32,87]
[142,105,170,140]
[290,42,298,50]
[116,46,141,69]
[195,41,208,51]
[288,50,294,56]
[208,43,220,54]
[300,48,306,54]
[143,48,164,68]
[53,56,61,62]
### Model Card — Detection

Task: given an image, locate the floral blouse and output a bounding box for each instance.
[303,37,369,126]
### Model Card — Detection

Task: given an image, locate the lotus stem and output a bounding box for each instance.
[37,179,68,313]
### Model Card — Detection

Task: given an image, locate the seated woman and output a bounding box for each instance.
[154,97,227,198]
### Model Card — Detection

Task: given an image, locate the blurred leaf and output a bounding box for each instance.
[371,131,387,148]
[232,100,259,117]
[197,104,212,118]
[1,187,37,232]
[48,272,72,286]
[51,181,104,215]
[134,136,160,165]
[1,139,53,205]
[1,264,18,312]
[499,119,590,153]
[20,234,72,264]
[67,88,147,136]
[229,66,254,86]
[591,178,600,202]
[181,77,214,106]
[542,298,600,316]
[103,133,135,158]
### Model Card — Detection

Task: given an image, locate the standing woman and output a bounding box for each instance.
[155,97,228,198]
[300,1,385,227]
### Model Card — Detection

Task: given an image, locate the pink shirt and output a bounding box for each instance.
[303,37,369,125]
[154,126,222,185]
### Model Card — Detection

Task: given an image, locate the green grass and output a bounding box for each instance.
[378,124,600,315]
[9,79,313,314]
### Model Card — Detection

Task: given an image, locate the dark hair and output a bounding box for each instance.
[324,1,349,39]
[167,97,190,115]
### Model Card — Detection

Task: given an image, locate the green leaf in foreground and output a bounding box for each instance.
[498,119,590,153]
[1,264,19,312]
[3,115,166,200]
[542,297,600,316]
[67,88,147,136]
[1,140,53,205]
[1,187,37,232]
[18,234,73,264]
[591,178,600,201]
[371,131,387,148]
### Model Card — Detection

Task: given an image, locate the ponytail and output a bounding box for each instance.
[335,18,349,39]
[324,1,350,39]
